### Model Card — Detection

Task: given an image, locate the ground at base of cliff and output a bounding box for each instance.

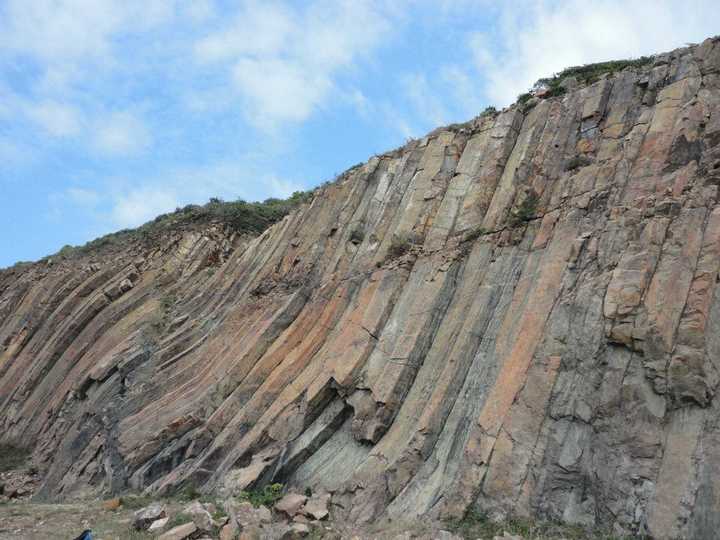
[0,446,636,540]
[0,498,638,540]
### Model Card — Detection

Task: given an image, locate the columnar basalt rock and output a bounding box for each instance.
[2,37,720,539]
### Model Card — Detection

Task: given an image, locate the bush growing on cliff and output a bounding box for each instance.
[240,483,284,508]
[47,190,315,262]
[565,155,593,171]
[387,232,421,259]
[516,55,653,108]
[462,226,487,243]
[541,56,654,87]
[517,92,533,105]
[510,190,540,227]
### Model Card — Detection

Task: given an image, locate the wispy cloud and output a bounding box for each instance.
[25,101,83,137]
[54,159,306,231]
[110,187,180,228]
[0,0,186,157]
[0,137,31,168]
[193,0,393,128]
[93,111,152,156]
[0,0,176,66]
[65,187,101,207]
[401,73,449,127]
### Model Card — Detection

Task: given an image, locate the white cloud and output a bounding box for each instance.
[379,103,415,140]
[232,58,332,125]
[66,187,101,207]
[85,161,306,229]
[440,65,484,117]
[267,177,305,198]
[471,0,720,105]
[0,0,176,65]
[194,3,294,62]
[183,0,215,22]
[194,0,392,128]
[0,0,176,155]
[93,112,152,156]
[401,73,449,127]
[26,101,83,137]
[1,0,121,63]
[111,187,180,227]
[345,89,373,118]
[0,137,30,167]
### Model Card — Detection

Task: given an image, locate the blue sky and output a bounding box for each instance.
[1,0,718,267]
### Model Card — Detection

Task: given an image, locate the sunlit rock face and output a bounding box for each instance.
[2,37,720,540]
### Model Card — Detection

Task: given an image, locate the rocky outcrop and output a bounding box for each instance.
[2,37,720,539]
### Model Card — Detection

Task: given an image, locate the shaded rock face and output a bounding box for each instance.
[2,37,720,539]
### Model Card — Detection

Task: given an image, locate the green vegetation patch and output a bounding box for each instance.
[48,190,315,262]
[516,56,654,107]
[565,155,594,171]
[510,189,540,227]
[0,445,30,473]
[239,483,284,508]
[540,56,654,88]
[462,226,488,243]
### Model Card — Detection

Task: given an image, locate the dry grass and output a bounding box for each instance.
[0,499,181,540]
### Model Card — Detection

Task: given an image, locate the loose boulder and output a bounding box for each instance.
[157,522,198,540]
[302,493,330,521]
[133,502,167,530]
[274,493,308,517]
[184,500,216,532]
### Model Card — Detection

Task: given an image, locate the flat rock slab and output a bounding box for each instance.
[157,522,198,540]
[149,516,170,532]
[133,502,167,530]
[274,493,308,517]
[302,493,330,520]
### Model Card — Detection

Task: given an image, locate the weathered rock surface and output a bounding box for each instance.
[149,516,170,532]
[158,522,198,540]
[2,38,720,539]
[184,500,216,532]
[274,493,308,517]
[133,502,167,530]
[0,469,39,503]
[303,493,330,520]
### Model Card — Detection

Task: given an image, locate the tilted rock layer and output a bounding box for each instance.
[3,38,720,539]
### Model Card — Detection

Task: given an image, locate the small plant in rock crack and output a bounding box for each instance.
[463,226,488,243]
[565,155,593,171]
[510,190,540,227]
[178,484,202,501]
[386,232,421,260]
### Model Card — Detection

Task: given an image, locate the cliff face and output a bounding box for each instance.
[3,37,720,539]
